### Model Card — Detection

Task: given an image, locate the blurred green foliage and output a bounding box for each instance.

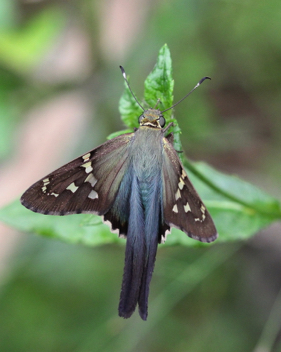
[0,0,281,351]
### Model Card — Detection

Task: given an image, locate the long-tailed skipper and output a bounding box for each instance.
[21,66,217,320]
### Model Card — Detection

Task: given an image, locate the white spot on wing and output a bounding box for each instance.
[200,204,206,221]
[194,205,206,222]
[181,169,187,179]
[175,189,181,200]
[42,178,50,193]
[84,173,97,187]
[81,161,93,174]
[82,153,91,161]
[43,178,50,186]
[86,166,93,173]
[88,190,98,199]
[178,178,184,190]
[66,182,79,193]
[184,202,191,212]
[172,204,178,213]
[82,161,91,168]
[50,192,59,197]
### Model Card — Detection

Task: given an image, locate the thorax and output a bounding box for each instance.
[130,126,163,180]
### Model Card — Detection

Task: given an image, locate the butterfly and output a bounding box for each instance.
[21,66,218,320]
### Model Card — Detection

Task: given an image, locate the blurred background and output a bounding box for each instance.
[0,0,281,351]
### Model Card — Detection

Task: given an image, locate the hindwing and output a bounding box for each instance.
[162,137,217,243]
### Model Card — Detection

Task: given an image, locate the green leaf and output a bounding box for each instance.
[118,44,182,156]
[119,80,143,130]
[118,44,179,148]
[0,200,123,247]
[185,161,281,218]
[119,44,174,127]
[144,44,174,115]
[143,44,183,158]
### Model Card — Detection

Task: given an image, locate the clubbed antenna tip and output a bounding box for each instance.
[119,66,144,111]
[161,76,211,113]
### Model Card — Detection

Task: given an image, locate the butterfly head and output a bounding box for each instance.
[120,65,211,132]
[138,108,166,129]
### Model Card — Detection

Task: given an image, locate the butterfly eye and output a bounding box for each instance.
[159,115,165,127]
[138,114,144,124]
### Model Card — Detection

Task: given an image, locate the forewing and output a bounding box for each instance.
[21,133,134,216]
[162,138,217,243]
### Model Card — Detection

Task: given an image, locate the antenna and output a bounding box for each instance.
[161,76,211,113]
[119,66,144,111]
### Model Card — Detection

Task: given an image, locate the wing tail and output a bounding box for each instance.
[118,175,164,320]
[137,235,158,320]
[138,180,162,320]
[118,176,145,319]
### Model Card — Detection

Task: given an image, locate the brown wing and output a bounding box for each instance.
[21,133,134,216]
[162,138,218,243]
